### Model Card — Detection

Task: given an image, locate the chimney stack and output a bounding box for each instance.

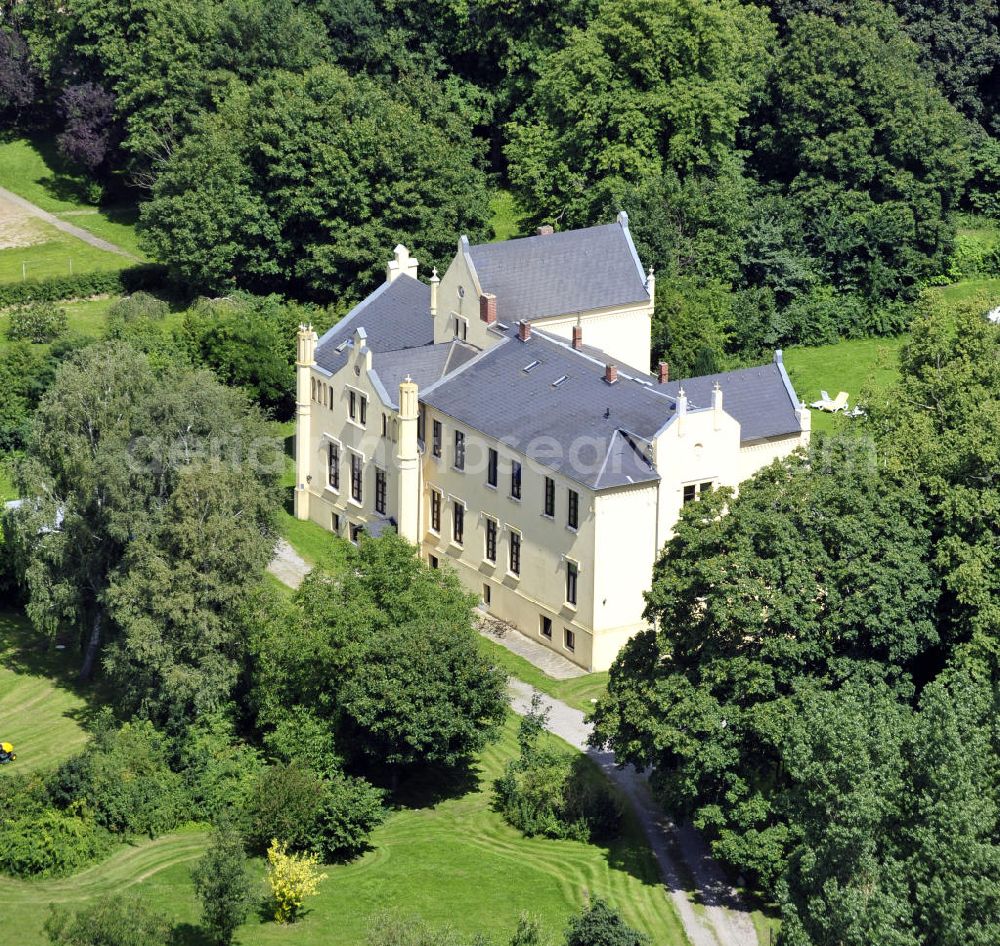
[480,292,497,324]
[572,325,583,349]
[658,361,669,384]
[536,225,554,236]
[604,363,618,384]
[518,320,532,342]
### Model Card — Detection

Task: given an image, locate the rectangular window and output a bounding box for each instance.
[509,530,521,575]
[375,467,387,515]
[430,489,441,533]
[328,387,333,410]
[568,489,579,530]
[350,523,363,544]
[564,628,576,652]
[328,443,340,491]
[349,390,356,420]
[454,316,467,340]
[417,409,425,443]
[483,583,491,606]
[485,517,497,563]
[454,430,466,471]
[351,453,363,503]
[359,395,367,426]
[566,561,578,606]
[432,420,442,458]
[544,477,555,517]
[429,554,439,569]
[487,448,498,488]
[332,512,340,534]
[700,481,713,496]
[382,413,388,438]
[453,501,464,545]
[683,484,697,505]
[540,615,552,639]
[511,460,522,500]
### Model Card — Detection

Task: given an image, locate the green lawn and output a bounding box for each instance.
[489,189,529,241]
[0,710,687,946]
[0,222,131,283]
[932,276,1000,305]
[0,609,91,775]
[0,136,145,259]
[783,335,907,434]
[479,635,608,715]
[0,463,14,501]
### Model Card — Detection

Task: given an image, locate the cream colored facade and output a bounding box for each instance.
[294,230,810,672]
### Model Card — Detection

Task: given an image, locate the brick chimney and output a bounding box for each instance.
[518,320,532,342]
[604,363,618,384]
[572,325,583,349]
[480,292,497,324]
[658,361,669,384]
[536,225,554,236]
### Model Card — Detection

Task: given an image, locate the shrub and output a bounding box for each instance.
[494,695,621,843]
[107,291,169,323]
[192,825,257,946]
[313,772,385,861]
[367,912,491,946]
[243,762,385,861]
[0,265,167,307]
[6,302,68,343]
[44,894,173,946]
[243,763,326,853]
[0,809,112,877]
[50,720,188,837]
[565,899,649,946]
[178,714,264,822]
[265,839,327,924]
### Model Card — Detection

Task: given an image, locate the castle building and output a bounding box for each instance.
[294,213,810,671]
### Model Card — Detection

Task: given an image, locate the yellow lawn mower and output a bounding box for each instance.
[0,742,15,764]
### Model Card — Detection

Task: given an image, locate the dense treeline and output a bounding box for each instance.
[592,294,1000,944]
[2,0,998,369]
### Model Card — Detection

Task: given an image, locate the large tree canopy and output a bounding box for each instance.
[504,0,774,226]
[252,532,508,774]
[752,1,970,303]
[140,64,491,301]
[5,343,279,719]
[592,443,940,888]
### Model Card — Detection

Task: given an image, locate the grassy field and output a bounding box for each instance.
[479,635,608,715]
[783,335,907,434]
[932,276,1000,304]
[0,610,90,775]
[489,189,528,241]
[0,700,687,946]
[0,224,130,283]
[0,137,145,258]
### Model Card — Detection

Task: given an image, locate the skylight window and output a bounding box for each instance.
[523,360,540,372]
[552,375,568,387]
[336,340,349,352]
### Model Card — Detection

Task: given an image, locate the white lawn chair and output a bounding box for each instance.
[810,390,832,409]
[826,391,849,413]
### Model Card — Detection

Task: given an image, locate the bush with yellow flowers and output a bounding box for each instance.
[265,839,328,923]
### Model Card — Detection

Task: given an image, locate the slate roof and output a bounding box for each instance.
[421,331,671,490]
[373,342,478,407]
[314,275,433,375]
[466,213,650,324]
[660,356,802,442]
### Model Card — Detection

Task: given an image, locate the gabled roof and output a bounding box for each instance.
[314,275,433,374]
[660,356,802,442]
[372,341,478,408]
[421,331,672,490]
[465,213,650,324]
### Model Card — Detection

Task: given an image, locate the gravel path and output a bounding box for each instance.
[266,549,758,945]
[266,538,311,589]
[509,680,759,946]
[0,185,138,259]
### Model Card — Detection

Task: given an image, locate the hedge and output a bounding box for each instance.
[0,265,168,307]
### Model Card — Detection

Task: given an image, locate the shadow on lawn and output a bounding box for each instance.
[0,608,106,724]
